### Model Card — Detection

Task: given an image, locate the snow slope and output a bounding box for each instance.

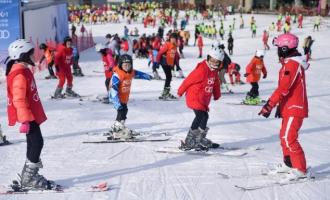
[1,13,330,200]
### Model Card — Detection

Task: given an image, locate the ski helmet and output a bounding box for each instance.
[255,49,265,58]
[63,36,72,45]
[207,48,224,69]
[8,39,34,60]
[118,54,133,72]
[275,33,299,58]
[39,43,47,50]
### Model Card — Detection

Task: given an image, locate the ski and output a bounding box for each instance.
[0,181,110,195]
[155,146,249,157]
[234,176,316,191]
[83,132,171,143]
[226,100,266,106]
[0,141,12,146]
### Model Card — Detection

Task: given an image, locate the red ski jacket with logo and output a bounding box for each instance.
[178,60,221,111]
[269,56,309,118]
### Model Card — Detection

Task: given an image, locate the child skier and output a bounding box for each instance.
[297,14,303,28]
[108,54,152,139]
[197,33,203,58]
[53,36,79,98]
[72,46,84,77]
[177,48,224,151]
[259,33,310,182]
[38,43,56,79]
[227,33,234,55]
[155,32,180,99]
[302,36,314,62]
[95,43,116,97]
[244,49,267,104]
[228,62,243,85]
[262,30,270,50]
[6,39,58,190]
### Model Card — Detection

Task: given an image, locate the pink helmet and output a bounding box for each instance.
[275,33,299,49]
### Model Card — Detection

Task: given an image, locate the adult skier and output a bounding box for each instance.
[259,33,310,182]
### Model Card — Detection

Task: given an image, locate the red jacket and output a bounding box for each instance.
[178,60,221,111]
[152,37,161,50]
[269,56,309,118]
[102,49,115,78]
[55,44,73,73]
[7,64,47,126]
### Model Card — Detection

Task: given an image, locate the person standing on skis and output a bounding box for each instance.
[244,49,267,105]
[53,36,79,98]
[177,48,224,151]
[6,39,58,190]
[259,33,310,182]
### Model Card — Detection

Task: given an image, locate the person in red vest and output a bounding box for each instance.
[38,43,56,79]
[244,49,267,104]
[155,32,180,99]
[6,39,58,190]
[197,33,203,58]
[177,48,224,151]
[259,33,310,182]
[53,36,79,98]
[108,54,152,139]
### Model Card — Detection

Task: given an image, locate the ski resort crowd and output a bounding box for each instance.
[0,3,324,192]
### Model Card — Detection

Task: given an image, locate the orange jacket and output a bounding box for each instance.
[245,57,267,83]
[112,67,135,104]
[156,41,178,66]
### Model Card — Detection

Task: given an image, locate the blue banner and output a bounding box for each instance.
[0,0,21,64]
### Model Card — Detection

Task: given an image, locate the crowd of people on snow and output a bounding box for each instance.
[0,2,326,192]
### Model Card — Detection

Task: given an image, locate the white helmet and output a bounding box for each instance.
[95,43,107,52]
[207,48,224,62]
[211,40,225,49]
[255,49,265,57]
[8,39,34,60]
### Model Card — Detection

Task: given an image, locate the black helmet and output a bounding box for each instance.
[63,36,72,44]
[105,34,112,39]
[39,43,47,50]
[118,54,133,72]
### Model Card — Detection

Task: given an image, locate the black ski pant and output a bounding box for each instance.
[249,82,259,97]
[48,61,55,76]
[105,77,111,91]
[26,121,44,163]
[191,110,209,130]
[161,63,172,88]
[116,104,128,121]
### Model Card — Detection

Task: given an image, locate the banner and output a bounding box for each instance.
[0,0,21,64]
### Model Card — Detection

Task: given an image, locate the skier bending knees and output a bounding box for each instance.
[108,54,152,139]
[177,48,224,151]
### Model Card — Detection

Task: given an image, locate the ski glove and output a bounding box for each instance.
[244,73,249,77]
[263,73,267,79]
[258,100,274,118]
[19,122,30,134]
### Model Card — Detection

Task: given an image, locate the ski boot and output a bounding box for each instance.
[159,87,177,100]
[180,129,208,151]
[109,121,135,140]
[200,127,220,148]
[73,68,84,77]
[65,87,80,98]
[53,87,64,99]
[19,159,58,191]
